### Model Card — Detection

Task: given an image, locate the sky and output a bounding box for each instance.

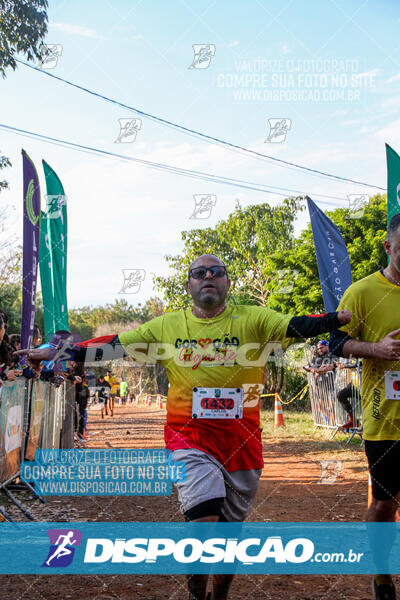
[1,0,399,309]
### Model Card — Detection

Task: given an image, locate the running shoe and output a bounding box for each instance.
[372,579,397,600]
[341,418,353,430]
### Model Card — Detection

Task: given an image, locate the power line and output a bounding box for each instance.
[16,59,385,191]
[0,122,349,205]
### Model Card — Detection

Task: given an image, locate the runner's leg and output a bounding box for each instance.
[186,514,219,600]
[365,440,400,592]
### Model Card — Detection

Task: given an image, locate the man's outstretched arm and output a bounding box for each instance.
[329,328,400,360]
[286,310,352,338]
[15,334,127,372]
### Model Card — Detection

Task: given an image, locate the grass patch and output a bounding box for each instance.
[260,409,364,456]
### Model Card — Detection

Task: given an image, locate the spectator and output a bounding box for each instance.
[9,334,21,352]
[97,374,111,419]
[120,380,128,405]
[85,367,96,388]
[306,340,335,377]
[32,324,42,347]
[85,367,97,405]
[335,359,361,429]
[67,362,90,441]
[305,340,336,426]
[0,312,22,382]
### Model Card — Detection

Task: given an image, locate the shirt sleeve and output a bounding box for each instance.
[119,315,164,358]
[253,307,293,349]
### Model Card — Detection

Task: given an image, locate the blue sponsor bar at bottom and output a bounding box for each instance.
[1,522,400,574]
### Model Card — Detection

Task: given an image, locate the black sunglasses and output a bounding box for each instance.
[189,265,227,280]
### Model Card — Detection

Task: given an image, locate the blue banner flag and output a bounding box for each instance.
[1,522,400,574]
[306,196,352,311]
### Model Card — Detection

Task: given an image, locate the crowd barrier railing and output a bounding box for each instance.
[0,378,75,489]
[307,362,363,443]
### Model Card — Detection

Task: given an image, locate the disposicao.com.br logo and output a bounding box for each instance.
[42,529,82,567]
[84,535,314,564]
[1,523,394,575]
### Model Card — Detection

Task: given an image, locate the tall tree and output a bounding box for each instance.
[154,198,302,310]
[0,0,48,77]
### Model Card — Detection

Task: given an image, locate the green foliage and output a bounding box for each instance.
[154,198,302,309]
[0,154,11,192]
[281,367,309,411]
[0,0,48,77]
[155,194,387,315]
[0,281,21,333]
[267,194,387,315]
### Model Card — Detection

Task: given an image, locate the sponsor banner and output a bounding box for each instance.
[306,196,352,311]
[0,380,25,482]
[1,522,400,574]
[386,143,400,226]
[21,150,41,350]
[39,210,54,343]
[42,160,69,339]
[20,449,184,496]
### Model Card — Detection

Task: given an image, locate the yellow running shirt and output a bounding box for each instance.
[337,271,400,441]
[119,305,292,471]
[105,375,119,395]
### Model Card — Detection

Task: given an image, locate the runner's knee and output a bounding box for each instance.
[184,497,225,521]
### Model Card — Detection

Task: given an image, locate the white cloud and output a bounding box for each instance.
[227,40,239,48]
[374,119,400,147]
[53,22,102,39]
[385,73,400,84]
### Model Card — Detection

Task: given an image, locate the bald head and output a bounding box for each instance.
[188,254,226,274]
[186,254,231,313]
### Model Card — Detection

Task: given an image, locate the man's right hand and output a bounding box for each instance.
[14,348,53,371]
[373,329,400,360]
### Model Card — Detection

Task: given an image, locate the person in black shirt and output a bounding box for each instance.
[97,374,111,419]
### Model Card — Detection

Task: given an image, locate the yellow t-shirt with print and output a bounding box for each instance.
[104,375,119,395]
[337,271,400,440]
[119,304,292,471]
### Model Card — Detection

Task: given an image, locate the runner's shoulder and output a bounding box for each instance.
[343,271,381,296]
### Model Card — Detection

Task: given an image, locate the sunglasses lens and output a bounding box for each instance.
[190,266,226,279]
[212,267,226,278]
[191,268,207,279]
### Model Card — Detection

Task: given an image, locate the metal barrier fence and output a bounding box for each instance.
[0,379,26,485]
[0,379,75,487]
[307,362,363,442]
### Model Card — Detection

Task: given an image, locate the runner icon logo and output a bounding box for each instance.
[42,529,82,568]
[265,118,291,143]
[188,44,216,69]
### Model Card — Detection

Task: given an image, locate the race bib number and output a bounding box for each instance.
[384,371,400,400]
[192,387,243,419]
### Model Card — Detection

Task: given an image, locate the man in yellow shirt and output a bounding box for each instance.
[104,369,119,417]
[335,213,400,600]
[18,254,351,600]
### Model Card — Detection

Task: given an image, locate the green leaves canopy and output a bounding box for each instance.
[154,194,388,316]
[0,0,48,77]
